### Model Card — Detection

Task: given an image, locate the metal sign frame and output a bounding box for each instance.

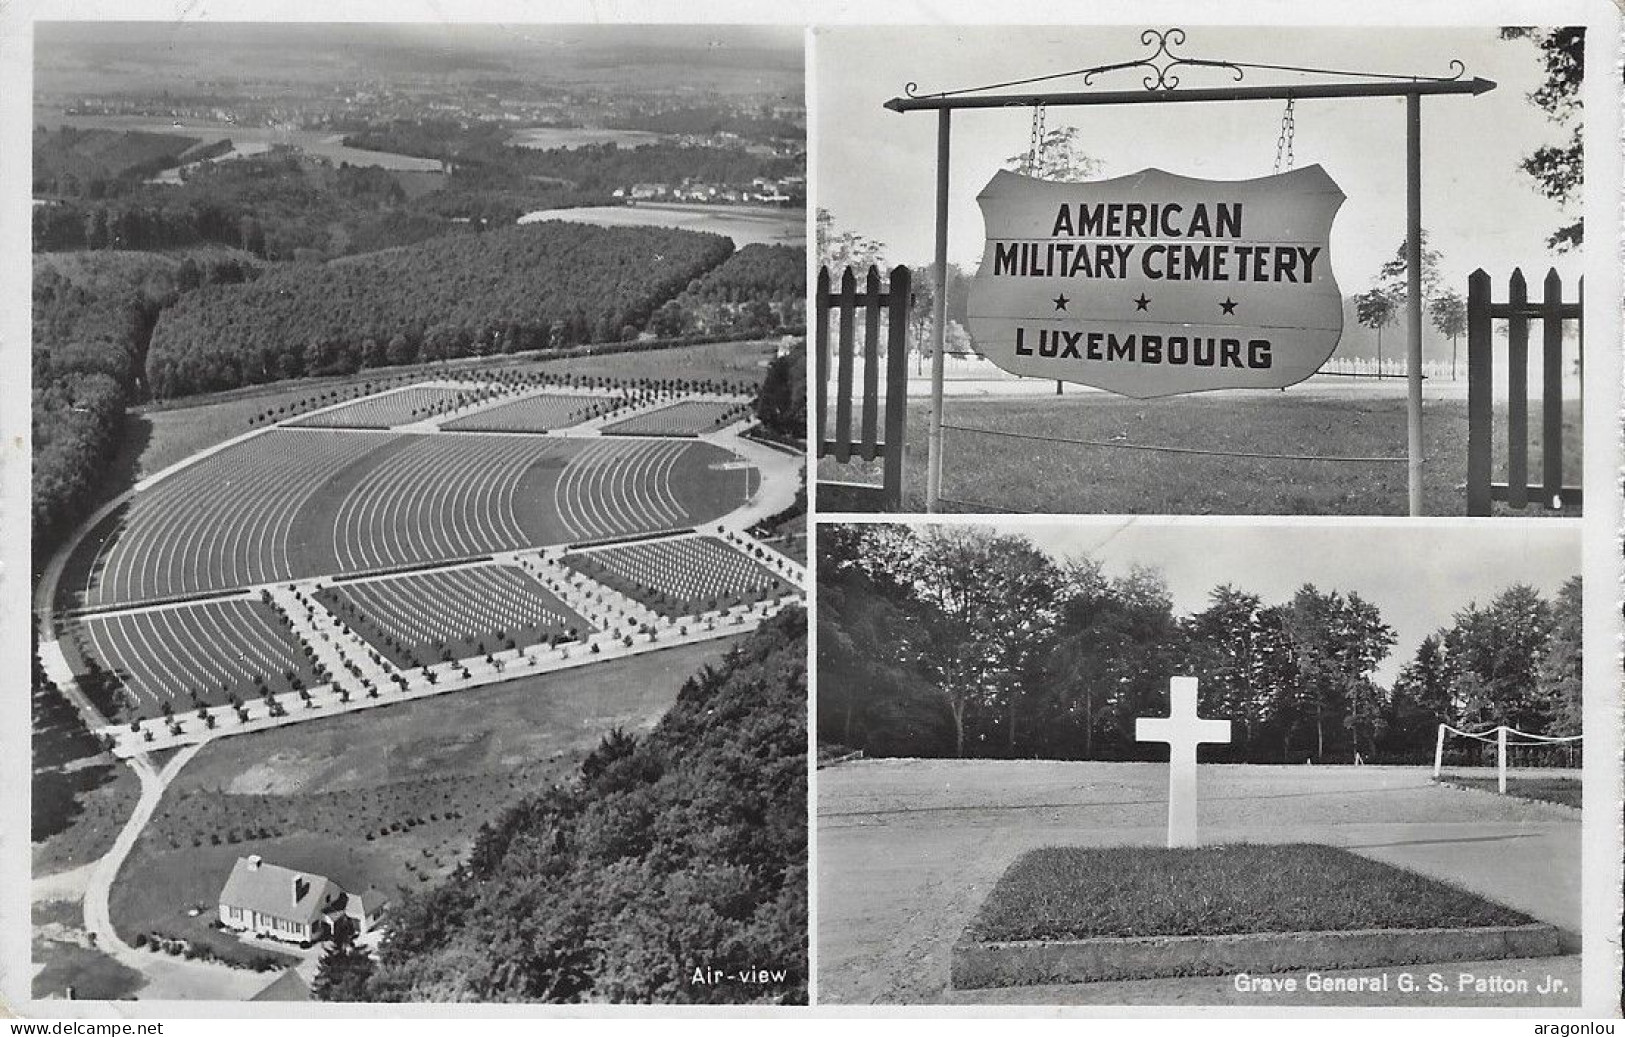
[885,28,1495,515]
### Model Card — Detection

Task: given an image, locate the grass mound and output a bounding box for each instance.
[1440,776,1581,809]
[967,843,1533,943]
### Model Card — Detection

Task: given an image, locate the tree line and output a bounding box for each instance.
[344,119,799,195]
[32,126,201,197]
[316,609,807,1003]
[818,525,1580,764]
[144,221,736,398]
[653,243,805,339]
[32,151,473,259]
[31,250,264,564]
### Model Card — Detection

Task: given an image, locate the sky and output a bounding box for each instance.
[1017,519,1579,685]
[813,25,1582,292]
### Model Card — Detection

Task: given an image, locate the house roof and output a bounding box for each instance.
[251,968,312,1002]
[219,857,336,925]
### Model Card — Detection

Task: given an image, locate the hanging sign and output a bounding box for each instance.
[965,165,1345,397]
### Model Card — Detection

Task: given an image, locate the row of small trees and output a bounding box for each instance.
[819,524,1580,763]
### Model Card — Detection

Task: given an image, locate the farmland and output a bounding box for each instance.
[518,202,804,248]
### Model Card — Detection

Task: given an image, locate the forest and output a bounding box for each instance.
[32,126,202,196]
[32,151,475,259]
[323,609,807,1004]
[30,125,800,257]
[605,105,803,142]
[655,244,806,338]
[818,525,1581,765]
[31,250,264,565]
[143,221,735,397]
[343,118,799,192]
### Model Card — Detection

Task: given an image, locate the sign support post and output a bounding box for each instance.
[927,109,951,513]
[887,31,1492,518]
[1406,93,1425,515]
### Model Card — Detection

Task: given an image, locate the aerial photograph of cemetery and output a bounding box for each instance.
[29,22,808,1004]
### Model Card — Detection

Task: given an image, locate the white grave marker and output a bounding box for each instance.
[1135,676,1232,849]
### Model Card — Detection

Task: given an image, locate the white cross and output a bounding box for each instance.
[1136,676,1232,848]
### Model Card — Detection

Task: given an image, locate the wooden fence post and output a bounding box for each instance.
[815,267,830,456]
[834,268,857,463]
[1465,268,1492,516]
[1506,268,1528,510]
[1542,268,1564,506]
[883,266,911,510]
[860,266,882,459]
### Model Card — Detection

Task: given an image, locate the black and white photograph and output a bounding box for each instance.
[812,25,1587,517]
[816,519,1582,1006]
[2,0,1622,1029]
[23,21,808,1004]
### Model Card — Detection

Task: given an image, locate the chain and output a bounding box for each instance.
[1026,102,1047,176]
[1273,97,1296,173]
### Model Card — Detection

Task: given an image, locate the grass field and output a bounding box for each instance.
[110,637,742,960]
[818,393,1581,516]
[1441,776,1582,809]
[519,203,803,249]
[967,844,1534,943]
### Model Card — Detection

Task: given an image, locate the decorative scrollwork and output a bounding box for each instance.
[897,30,1472,100]
[1076,27,1246,92]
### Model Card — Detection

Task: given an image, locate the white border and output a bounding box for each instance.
[1,0,1620,1023]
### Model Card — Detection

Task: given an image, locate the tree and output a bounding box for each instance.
[1536,575,1582,735]
[1500,28,1584,251]
[1440,584,1557,732]
[904,263,971,372]
[1353,288,1400,374]
[312,914,375,1001]
[1004,125,1103,182]
[815,208,887,273]
[1387,634,1452,758]
[902,526,1060,757]
[1280,586,1395,761]
[1429,289,1467,380]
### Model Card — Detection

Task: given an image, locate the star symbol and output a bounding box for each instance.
[1219,297,1239,315]
[1134,293,1150,311]
[1052,294,1070,312]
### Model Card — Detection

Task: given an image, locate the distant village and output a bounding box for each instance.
[617,173,805,206]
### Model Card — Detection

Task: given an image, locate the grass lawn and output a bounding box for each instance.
[818,392,1581,516]
[33,899,145,1000]
[1440,776,1581,809]
[966,844,1534,943]
[111,637,744,962]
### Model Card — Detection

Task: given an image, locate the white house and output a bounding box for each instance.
[217,855,383,945]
